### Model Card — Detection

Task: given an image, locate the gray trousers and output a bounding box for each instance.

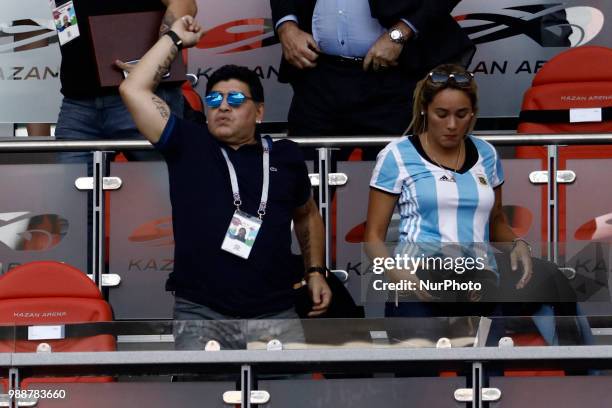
[173,296,305,351]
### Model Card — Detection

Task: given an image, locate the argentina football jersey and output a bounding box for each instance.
[370,135,504,276]
[371,134,503,242]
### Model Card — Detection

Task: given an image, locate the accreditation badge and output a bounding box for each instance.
[221,210,262,259]
[50,0,80,45]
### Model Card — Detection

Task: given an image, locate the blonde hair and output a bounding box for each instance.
[405,64,479,136]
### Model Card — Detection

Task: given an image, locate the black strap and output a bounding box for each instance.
[164,30,183,51]
[519,107,612,124]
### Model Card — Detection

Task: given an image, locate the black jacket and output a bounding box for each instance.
[270,0,475,82]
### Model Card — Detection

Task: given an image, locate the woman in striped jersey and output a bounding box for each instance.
[365,64,583,345]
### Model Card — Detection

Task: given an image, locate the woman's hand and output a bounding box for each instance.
[489,187,534,290]
[511,240,533,289]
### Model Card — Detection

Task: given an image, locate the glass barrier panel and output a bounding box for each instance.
[4,314,610,353]
[486,315,595,347]
[0,318,487,353]
[258,377,466,408]
[5,319,488,352]
[246,317,483,350]
[564,156,612,316]
[0,163,87,275]
[336,161,378,317]
[489,376,612,408]
[498,158,544,257]
[109,162,174,320]
[17,382,233,408]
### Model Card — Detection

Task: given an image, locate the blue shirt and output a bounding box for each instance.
[312,0,386,57]
[276,0,417,58]
[155,115,311,317]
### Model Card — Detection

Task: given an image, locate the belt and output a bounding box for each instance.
[317,52,364,67]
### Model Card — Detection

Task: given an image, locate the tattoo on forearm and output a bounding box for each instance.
[153,45,178,87]
[297,228,312,265]
[151,96,170,120]
[159,10,176,36]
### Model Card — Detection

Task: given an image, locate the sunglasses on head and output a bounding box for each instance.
[428,71,474,86]
[204,91,253,108]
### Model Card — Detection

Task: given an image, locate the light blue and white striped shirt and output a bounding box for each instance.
[370,135,504,244]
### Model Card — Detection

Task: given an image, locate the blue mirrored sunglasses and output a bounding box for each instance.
[204,91,253,108]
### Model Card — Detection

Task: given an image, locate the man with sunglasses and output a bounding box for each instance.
[271,0,475,157]
[119,16,332,348]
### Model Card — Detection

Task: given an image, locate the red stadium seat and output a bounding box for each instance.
[0,261,116,386]
[516,46,612,245]
[503,334,565,377]
[182,80,204,113]
[181,48,204,113]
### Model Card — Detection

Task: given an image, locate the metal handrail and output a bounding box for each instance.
[1,133,612,151]
[8,345,612,369]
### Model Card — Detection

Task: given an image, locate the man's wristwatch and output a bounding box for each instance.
[389,28,407,44]
[306,266,329,278]
[165,30,183,50]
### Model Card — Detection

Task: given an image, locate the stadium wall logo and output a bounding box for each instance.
[128,217,174,247]
[575,212,612,241]
[456,4,604,47]
[0,212,68,251]
[0,20,59,81]
[195,18,278,54]
[0,20,57,53]
[127,218,174,272]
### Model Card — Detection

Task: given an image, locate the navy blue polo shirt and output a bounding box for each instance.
[155,115,311,317]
